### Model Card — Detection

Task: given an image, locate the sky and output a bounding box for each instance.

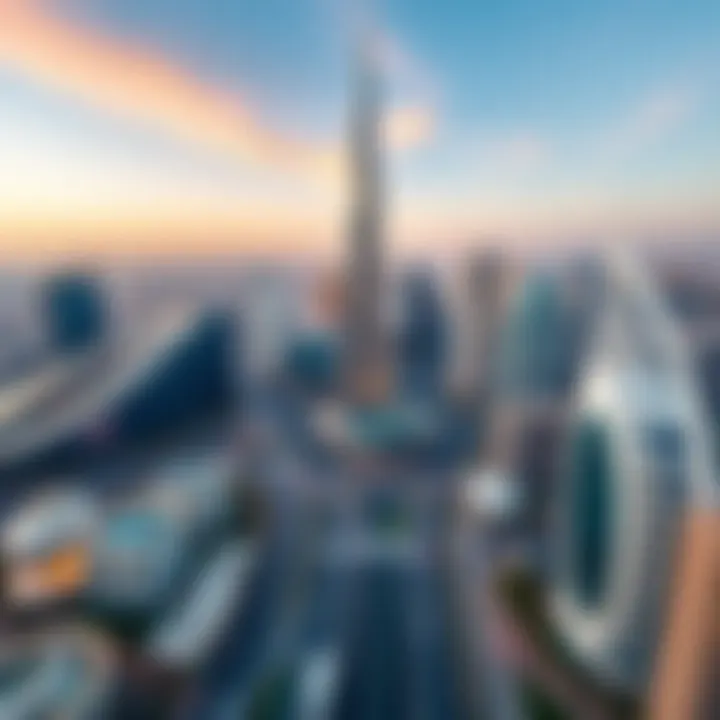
[0,0,718,261]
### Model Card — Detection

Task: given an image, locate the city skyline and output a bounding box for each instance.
[1,0,719,260]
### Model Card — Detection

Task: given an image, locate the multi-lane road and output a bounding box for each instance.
[184,380,477,720]
[0,378,498,720]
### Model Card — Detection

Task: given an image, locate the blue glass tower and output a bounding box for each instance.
[397,271,446,402]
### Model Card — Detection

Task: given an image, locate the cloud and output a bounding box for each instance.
[0,1,336,177]
[469,132,551,175]
[385,105,435,151]
[315,0,439,149]
[602,84,701,157]
[374,26,438,102]
[315,0,437,92]
[375,23,441,147]
[0,0,432,189]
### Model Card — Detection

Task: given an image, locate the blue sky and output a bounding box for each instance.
[0,0,718,258]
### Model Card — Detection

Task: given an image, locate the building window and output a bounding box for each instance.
[569,419,613,607]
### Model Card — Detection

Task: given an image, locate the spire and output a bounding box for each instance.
[349,30,382,228]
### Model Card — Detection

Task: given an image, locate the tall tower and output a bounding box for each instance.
[450,250,507,402]
[343,32,388,405]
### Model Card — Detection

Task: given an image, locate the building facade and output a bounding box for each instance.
[449,250,509,402]
[550,251,717,696]
[42,271,107,353]
[397,270,447,402]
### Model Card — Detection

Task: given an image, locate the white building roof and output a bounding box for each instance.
[2,488,99,558]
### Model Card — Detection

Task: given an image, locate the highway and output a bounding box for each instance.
[185,436,305,719]
[0,377,487,720]
[328,481,464,720]
[182,383,329,719]
[185,377,472,720]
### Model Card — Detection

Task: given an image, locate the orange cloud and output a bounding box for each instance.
[0,0,432,186]
[0,0,338,181]
[385,105,435,151]
[0,0,439,258]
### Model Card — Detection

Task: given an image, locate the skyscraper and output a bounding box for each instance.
[42,271,106,353]
[449,250,508,402]
[343,33,387,405]
[550,250,717,699]
[397,270,446,401]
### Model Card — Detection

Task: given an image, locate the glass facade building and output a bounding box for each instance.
[568,419,612,608]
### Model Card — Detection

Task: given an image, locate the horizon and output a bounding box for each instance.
[1,0,719,259]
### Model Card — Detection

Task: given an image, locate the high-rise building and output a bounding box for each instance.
[489,256,604,406]
[243,268,302,382]
[495,269,573,402]
[648,260,720,720]
[550,250,717,701]
[449,250,509,402]
[480,258,608,558]
[0,307,237,474]
[42,271,106,353]
[397,270,446,401]
[343,35,388,405]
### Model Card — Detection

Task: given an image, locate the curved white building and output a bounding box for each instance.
[550,250,717,693]
[2,488,100,610]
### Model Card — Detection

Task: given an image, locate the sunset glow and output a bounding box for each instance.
[0,0,718,258]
